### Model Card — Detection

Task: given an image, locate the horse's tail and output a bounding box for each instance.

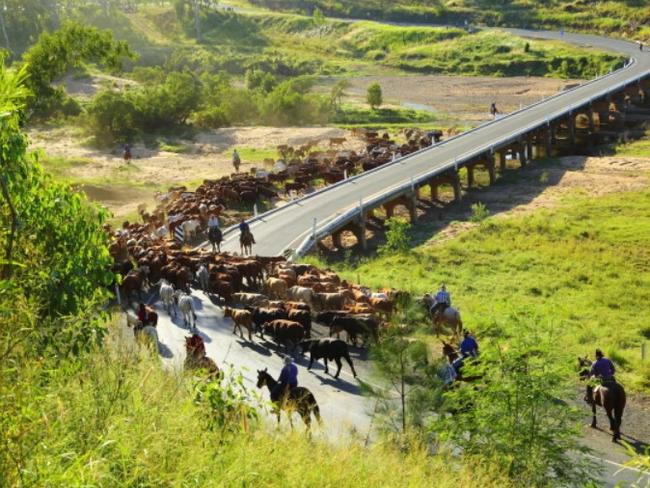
[312,400,322,424]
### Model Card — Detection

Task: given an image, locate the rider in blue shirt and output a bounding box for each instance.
[459,331,479,358]
[431,283,451,318]
[585,349,616,405]
[271,356,298,401]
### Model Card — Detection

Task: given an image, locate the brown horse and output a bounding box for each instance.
[441,341,480,383]
[240,231,255,256]
[185,334,219,378]
[422,294,463,338]
[256,368,321,429]
[578,357,626,442]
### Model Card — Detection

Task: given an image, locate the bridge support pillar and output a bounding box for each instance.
[428,182,439,201]
[497,150,507,171]
[383,195,417,222]
[526,135,534,162]
[332,230,343,250]
[568,113,576,147]
[545,128,553,158]
[452,171,462,202]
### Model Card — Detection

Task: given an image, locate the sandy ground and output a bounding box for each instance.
[317,74,582,122]
[29,126,367,219]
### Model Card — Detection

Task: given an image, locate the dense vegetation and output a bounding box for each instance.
[0,2,623,145]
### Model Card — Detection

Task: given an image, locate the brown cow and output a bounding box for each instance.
[265,277,288,299]
[224,307,254,341]
[369,297,394,318]
[261,320,305,350]
[313,292,345,311]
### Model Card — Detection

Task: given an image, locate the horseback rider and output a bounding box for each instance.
[232,149,241,172]
[430,283,451,319]
[585,348,616,404]
[208,214,220,230]
[271,356,298,402]
[490,102,499,119]
[459,330,479,358]
[123,143,132,163]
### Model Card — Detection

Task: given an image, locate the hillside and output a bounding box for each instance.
[248,0,650,41]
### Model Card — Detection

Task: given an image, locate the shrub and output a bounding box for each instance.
[470,202,490,223]
[367,81,383,109]
[379,217,411,255]
[87,89,139,145]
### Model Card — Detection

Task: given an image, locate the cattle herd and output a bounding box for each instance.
[122,128,440,247]
[106,128,439,379]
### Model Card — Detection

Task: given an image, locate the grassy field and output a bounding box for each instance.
[309,179,650,391]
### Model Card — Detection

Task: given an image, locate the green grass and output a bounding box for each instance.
[332,104,438,125]
[310,187,650,391]
[236,146,280,162]
[614,130,650,157]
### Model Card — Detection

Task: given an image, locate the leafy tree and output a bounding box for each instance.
[329,78,349,111]
[379,217,411,255]
[367,334,431,434]
[87,89,139,145]
[434,326,597,487]
[312,7,326,26]
[21,22,134,116]
[367,82,383,109]
[245,68,277,94]
[0,58,112,318]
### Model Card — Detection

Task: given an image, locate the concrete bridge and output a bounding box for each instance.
[214,29,650,257]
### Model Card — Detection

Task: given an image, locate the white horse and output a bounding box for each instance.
[159,280,176,315]
[422,293,463,338]
[176,291,197,330]
[196,265,210,293]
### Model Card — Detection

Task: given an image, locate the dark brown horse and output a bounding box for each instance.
[240,230,255,256]
[185,334,219,378]
[442,341,480,383]
[208,226,223,254]
[256,368,321,429]
[578,357,626,442]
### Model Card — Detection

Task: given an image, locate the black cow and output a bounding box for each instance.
[248,306,288,332]
[315,310,349,327]
[288,309,311,338]
[301,338,357,378]
[330,315,379,346]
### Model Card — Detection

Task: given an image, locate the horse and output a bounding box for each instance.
[159,280,176,315]
[240,230,255,256]
[578,357,626,442]
[185,334,219,377]
[208,226,223,253]
[256,368,321,429]
[422,294,463,338]
[441,341,480,383]
[176,291,197,330]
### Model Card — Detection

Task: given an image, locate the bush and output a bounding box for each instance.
[87,89,139,145]
[245,68,277,94]
[470,202,490,223]
[379,217,411,255]
[367,81,383,109]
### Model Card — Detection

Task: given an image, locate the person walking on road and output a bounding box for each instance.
[232,149,241,173]
[490,102,499,119]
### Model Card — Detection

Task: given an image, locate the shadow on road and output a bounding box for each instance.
[236,339,272,356]
[313,373,362,395]
[158,341,174,358]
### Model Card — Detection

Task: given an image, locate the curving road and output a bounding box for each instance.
[214,29,650,257]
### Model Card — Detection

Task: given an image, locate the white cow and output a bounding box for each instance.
[181,219,201,241]
[197,265,210,293]
[159,280,176,315]
[176,292,197,330]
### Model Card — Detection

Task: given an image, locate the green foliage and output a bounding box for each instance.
[21,22,135,117]
[245,68,277,94]
[312,7,326,26]
[469,202,490,222]
[435,326,596,486]
[366,81,383,109]
[368,333,432,433]
[379,217,411,255]
[332,105,437,125]
[0,60,112,317]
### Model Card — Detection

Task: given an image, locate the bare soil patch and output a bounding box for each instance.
[319,74,581,122]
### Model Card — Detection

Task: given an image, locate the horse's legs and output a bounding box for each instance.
[591,401,597,428]
[345,354,357,378]
[307,355,314,371]
[614,405,624,441]
[334,358,342,378]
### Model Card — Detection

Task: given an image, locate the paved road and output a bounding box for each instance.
[215,30,650,256]
[149,291,376,440]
